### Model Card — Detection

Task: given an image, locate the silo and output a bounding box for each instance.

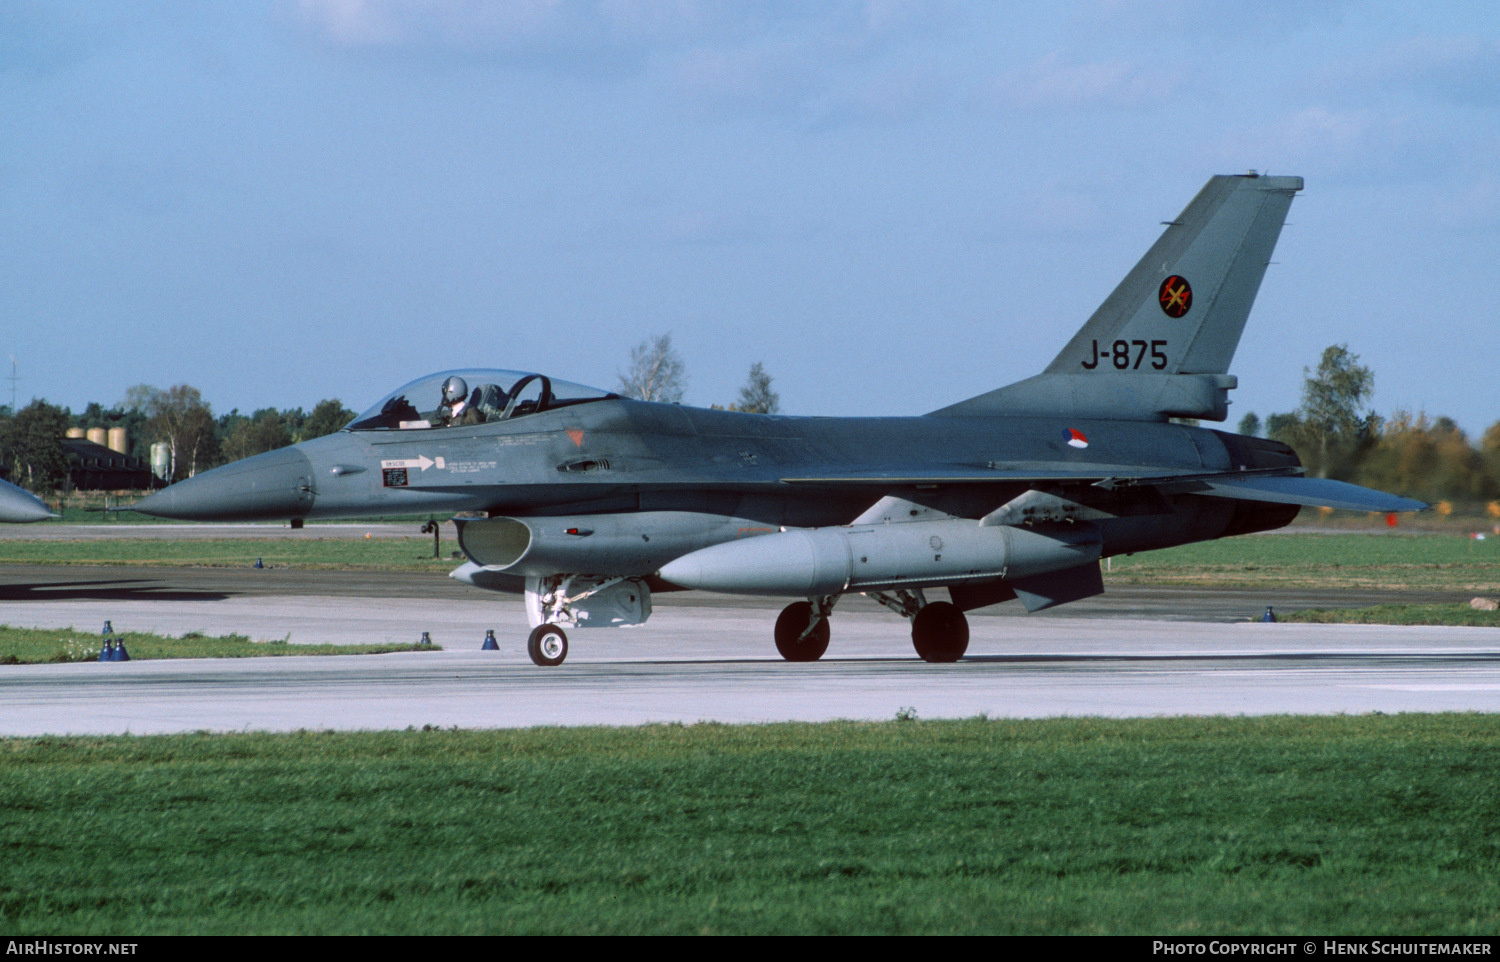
[150,442,172,482]
[107,427,128,454]
[86,427,107,446]
[66,427,85,439]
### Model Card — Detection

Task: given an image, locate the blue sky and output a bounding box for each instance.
[3,1,1498,435]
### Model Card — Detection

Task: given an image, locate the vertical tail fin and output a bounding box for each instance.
[1045,173,1302,376]
[931,174,1301,421]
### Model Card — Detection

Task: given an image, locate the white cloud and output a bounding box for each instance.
[290,0,939,54]
[978,51,1183,112]
[1212,107,1415,179]
[289,0,696,65]
[1371,35,1500,108]
[294,0,404,46]
[671,40,819,116]
[1432,174,1500,231]
[290,0,967,125]
[1077,0,1350,43]
[810,66,948,129]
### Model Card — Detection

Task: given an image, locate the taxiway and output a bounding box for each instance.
[1,562,1496,735]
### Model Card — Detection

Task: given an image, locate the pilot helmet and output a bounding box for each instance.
[442,376,469,404]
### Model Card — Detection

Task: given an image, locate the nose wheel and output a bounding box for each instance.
[527,624,569,666]
[911,602,968,663]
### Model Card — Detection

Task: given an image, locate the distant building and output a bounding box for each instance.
[62,439,160,491]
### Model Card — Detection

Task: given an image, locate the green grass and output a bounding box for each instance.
[0,537,459,571]
[52,504,438,525]
[1281,604,1500,627]
[0,625,440,664]
[2,716,1498,935]
[1105,533,1500,593]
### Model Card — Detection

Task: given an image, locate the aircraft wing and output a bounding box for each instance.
[778,465,1190,485]
[780,466,1426,513]
[1163,474,1427,513]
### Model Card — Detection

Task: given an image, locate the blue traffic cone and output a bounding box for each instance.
[420,631,432,646]
[98,640,114,662]
[482,629,498,650]
[113,639,130,661]
[1261,606,1277,623]
[254,558,263,569]
[102,620,114,637]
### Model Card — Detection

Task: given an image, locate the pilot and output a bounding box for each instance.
[436,376,469,426]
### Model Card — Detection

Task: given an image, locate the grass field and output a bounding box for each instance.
[1280,604,1500,627]
[1,715,1497,935]
[0,625,440,664]
[0,537,458,572]
[1103,533,1500,593]
[2,532,1499,592]
[47,498,434,526]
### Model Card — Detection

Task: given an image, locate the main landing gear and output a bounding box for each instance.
[774,598,835,662]
[867,588,969,663]
[909,601,969,663]
[772,589,970,663]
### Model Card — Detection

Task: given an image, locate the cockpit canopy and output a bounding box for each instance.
[347,369,616,432]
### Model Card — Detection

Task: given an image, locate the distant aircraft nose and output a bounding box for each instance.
[0,480,55,523]
[134,446,316,522]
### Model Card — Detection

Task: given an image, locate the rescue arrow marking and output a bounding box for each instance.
[381,456,435,471]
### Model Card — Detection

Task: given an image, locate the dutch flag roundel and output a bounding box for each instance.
[1063,428,1089,449]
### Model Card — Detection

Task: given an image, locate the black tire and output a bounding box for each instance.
[774,601,831,662]
[527,624,569,666]
[911,602,969,663]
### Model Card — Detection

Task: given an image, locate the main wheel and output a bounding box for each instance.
[774,601,831,662]
[911,602,969,663]
[527,623,569,666]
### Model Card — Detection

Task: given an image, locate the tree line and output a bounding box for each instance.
[1239,344,1500,505]
[616,333,781,414]
[0,387,354,492]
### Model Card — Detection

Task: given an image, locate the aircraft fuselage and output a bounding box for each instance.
[138,398,1299,567]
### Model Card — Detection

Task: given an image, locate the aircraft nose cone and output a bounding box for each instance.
[134,446,316,522]
[0,481,55,523]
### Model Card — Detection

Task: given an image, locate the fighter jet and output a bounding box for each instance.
[0,477,55,523]
[135,174,1424,665]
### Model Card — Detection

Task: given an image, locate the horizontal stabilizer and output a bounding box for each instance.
[1181,475,1426,513]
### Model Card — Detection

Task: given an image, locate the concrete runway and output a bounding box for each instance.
[2,561,1497,735]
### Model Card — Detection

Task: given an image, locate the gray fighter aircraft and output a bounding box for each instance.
[0,477,55,523]
[134,174,1424,665]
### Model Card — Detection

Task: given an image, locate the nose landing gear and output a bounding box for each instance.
[527,624,569,666]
